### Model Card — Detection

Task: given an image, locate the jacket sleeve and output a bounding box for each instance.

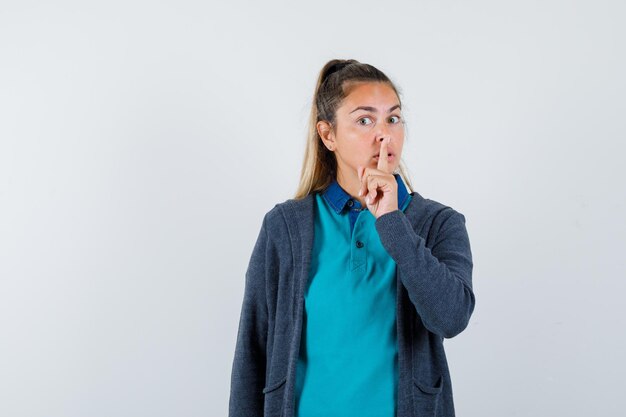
[375,207,475,339]
[229,215,270,416]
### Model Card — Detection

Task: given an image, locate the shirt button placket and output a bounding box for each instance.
[351,212,367,271]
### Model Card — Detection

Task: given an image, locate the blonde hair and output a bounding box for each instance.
[294,59,414,200]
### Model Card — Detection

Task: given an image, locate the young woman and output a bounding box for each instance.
[229,59,475,417]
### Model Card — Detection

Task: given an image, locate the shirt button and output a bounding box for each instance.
[347,199,354,207]
[356,240,364,248]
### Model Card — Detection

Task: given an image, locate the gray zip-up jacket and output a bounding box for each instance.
[229,190,475,417]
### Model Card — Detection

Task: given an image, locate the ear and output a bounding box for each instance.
[317,120,335,151]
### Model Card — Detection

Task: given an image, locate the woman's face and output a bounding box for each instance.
[318,81,405,178]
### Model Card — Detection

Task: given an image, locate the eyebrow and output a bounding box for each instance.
[349,104,401,114]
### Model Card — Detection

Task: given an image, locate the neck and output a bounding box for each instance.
[336,168,367,207]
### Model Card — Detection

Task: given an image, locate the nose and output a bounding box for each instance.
[376,131,392,143]
[375,123,392,142]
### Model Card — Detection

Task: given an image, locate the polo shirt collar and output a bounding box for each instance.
[322,173,410,214]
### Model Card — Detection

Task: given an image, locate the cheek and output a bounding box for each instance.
[396,138,405,152]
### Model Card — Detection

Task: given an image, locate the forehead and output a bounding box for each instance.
[341,82,399,108]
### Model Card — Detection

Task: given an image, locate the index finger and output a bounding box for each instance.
[377,137,390,173]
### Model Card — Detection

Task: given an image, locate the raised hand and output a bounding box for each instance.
[357,137,398,219]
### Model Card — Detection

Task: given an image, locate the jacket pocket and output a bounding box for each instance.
[412,374,443,417]
[263,376,287,417]
[262,376,287,394]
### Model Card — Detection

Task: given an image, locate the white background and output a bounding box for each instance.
[1,0,625,416]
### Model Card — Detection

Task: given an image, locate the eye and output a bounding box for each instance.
[357,117,373,126]
[389,115,402,124]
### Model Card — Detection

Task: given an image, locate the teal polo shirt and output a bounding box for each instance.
[294,174,412,417]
